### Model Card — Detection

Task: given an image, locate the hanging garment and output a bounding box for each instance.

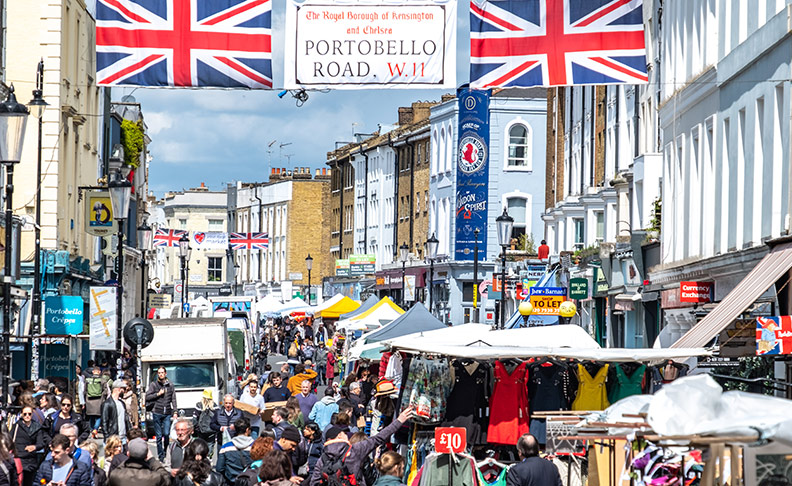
[418,453,480,486]
[487,361,530,445]
[571,363,610,411]
[399,357,452,423]
[608,364,647,403]
[529,363,572,412]
[477,466,508,486]
[443,361,491,444]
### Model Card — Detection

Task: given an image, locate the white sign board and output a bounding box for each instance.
[174,280,183,303]
[405,275,416,302]
[190,231,229,250]
[284,0,456,89]
[89,286,117,351]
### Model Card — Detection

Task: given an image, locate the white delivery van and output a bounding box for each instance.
[225,316,255,380]
[141,318,235,416]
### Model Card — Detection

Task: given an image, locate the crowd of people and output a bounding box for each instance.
[0,316,561,486]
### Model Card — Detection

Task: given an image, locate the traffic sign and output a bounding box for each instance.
[435,427,466,454]
[183,302,191,314]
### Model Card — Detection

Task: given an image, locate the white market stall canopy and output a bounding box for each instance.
[256,294,282,317]
[271,297,312,317]
[310,293,345,315]
[385,324,711,362]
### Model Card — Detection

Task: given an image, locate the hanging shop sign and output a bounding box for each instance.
[435,427,466,454]
[284,0,456,89]
[718,319,756,357]
[526,264,546,280]
[190,231,229,250]
[405,275,416,302]
[89,287,117,351]
[679,281,714,303]
[84,191,117,236]
[336,259,351,277]
[756,316,792,355]
[148,294,172,310]
[529,287,566,316]
[455,87,490,261]
[569,278,589,300]
[44,296,84,335]
[350,254,376,275]
[594,266,609,295]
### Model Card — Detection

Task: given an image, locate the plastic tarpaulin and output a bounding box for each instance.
[318,296,360,319]
[256,294,282,317]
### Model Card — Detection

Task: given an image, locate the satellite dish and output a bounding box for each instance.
[123,317,154,349]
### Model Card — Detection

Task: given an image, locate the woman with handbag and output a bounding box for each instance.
[10,406,48,486]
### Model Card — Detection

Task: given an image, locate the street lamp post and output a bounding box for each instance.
[28,63,48,381]
[108,173,131,373]
[425,234,438,315]
[496,208,513,330]
[233,261,240,295]
[178,235,189,317]
[0,85,30,404]
[305,254,313,305]
[137,221,152,317]
[399,243,409,308]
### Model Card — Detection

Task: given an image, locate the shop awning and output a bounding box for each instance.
[671,241,792,348]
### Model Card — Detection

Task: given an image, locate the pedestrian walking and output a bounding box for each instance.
[106,429,146,474]
[309,406,414,486]
[101,436,122,474]
[100,381,130,444]
[107,438,170,486]
[285,398,305,431]
[215,418,254,485]
[11,406,48,486]
[256,450,294,486]
[84,368,108,435]
[373,451,406,486]
[72,365,86,415]
[194,390,217,451]
[505,434,563,486]
[144,367,177,461]
[0,433,22,486]
[0,435,18,486]
[267,408,290,440]
[210,395,243,445]
[299,423,324,479]
[171,439,223,486]
[233,435,275,486]
[325,352,336,385]
[262,373,291,403]
[46,424,92,475]
[35,434,92,486]
[308,388,338,432]
[295,381,318,423]
[50,394,88,443]
[166,418,194,474]
[120,379,139,430]
[238,382,266,439]
[77,442,106,486]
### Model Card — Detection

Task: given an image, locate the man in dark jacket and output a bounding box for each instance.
[35,434,92,486]
[108,438,170,486]
[215,418,254,485]
[210,394,243,445]
[262,373,290,403]
[505,434,563,486]
[144,367,178,461]
[309,406,413,486]
[101,380,131,442]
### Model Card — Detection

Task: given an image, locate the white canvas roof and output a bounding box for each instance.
[310,294,345,315]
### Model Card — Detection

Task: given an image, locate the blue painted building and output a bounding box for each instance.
[428,88,548,325]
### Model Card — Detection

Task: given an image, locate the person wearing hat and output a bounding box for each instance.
[308,388,338,431]
[194,389,217,448]
[101,380,131,444]
[107,438,170,486]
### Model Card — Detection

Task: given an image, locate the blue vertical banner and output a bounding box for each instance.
[455,87,490,260]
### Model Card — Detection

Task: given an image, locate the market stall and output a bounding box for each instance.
[315,295,360,320]
[346,303,445,361]
[338,294,380,321]
[311,293,346,315]
[336,297,404,333]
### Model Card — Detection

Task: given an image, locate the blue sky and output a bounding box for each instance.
[128,0,471,196]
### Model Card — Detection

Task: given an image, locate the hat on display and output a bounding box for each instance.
[373,379,398,397]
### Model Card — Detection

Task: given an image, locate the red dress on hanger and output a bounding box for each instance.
[487,361,530,444]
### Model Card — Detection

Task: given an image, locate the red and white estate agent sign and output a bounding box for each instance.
[679,281,714,303]
[285,0,457,89]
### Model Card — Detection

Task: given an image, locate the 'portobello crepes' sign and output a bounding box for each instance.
[284,0,456,89]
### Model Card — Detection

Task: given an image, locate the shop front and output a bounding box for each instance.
[374,267,425,309]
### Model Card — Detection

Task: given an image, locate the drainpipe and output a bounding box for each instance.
[615,86,621,173]
[388,134,399,261]
[338,156,345,258]
[405,138,415,249]
[253,186,263,282]
[357,144,369,252]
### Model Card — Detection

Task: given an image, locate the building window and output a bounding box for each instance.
[507,123,531,169]
[208,257,222,281]
[595,211,604,242]
[208,219,223,231]
[178,218,187,229]
[573,218,585,250]
[507,197,527,239]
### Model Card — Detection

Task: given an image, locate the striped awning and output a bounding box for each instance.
[671,242,792,348]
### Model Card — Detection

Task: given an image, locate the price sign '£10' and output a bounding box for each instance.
[435,427,467,454]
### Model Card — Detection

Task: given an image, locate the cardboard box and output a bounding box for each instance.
[233,400,261,416]
[261,400,287,422]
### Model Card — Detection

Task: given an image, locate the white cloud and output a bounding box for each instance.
[145,112,173,136]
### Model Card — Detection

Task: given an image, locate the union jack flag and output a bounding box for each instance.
[153,228,187,247]
[470,0,648,88]
[96,0,272,88]
[229,232,269,250]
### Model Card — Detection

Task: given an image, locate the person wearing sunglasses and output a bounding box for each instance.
[50,395,88,443]
[11,406,48,486]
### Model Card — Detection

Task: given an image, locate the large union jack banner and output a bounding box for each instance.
[153,228,187,247]
[229,232,269,250]
[470,0,648,88]
[96,0,272,88]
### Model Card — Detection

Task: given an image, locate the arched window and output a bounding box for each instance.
[507,123,531,169]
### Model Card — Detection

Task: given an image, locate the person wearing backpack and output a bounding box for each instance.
[194,390,217,452]
[309,406,414,486]
[83,368,107,435]
[144,367,178,462]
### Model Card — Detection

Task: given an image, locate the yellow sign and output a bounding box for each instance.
[528,295,565,315]
[85,191,116,237]
[149,294,172,309]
